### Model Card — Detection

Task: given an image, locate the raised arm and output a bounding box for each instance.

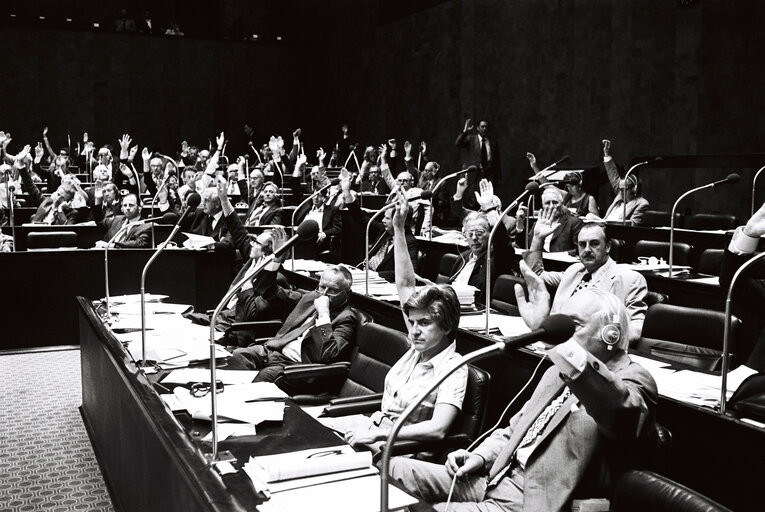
[602,139,621,194]
[393,192,416,304]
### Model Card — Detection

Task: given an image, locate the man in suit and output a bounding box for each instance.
[515,186,583,253]
[455,118,502,191]
[390,287,657,512]
[523,222,647,343]
[225,231,358,386]
[600,139,650,226]
[244,181,284,227]
[93,193,151,248]
[180,187,234,253]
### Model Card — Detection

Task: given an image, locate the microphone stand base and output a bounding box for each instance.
[204,450,236,464]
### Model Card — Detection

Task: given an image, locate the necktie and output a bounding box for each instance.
[368,237,392,271]
[573,272,592,295]
[480,138,488,169]
[517,387,572,449]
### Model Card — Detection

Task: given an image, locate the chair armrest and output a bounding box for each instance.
[371,434,470,463]
[280,362,351,382]
[328,393,384,406]
[225,320,283,338]
[323,398,382,417]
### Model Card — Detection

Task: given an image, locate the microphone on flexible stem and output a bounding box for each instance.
[290,178,340,270]
[751,164,765,217]
[364,191,433,295]
[270,159,285,203]
[667,173,740,277]
[720,251,765,414]
[485,182,540,334]
[379,314,575,512]
[248,142,263,164]
[428,167,473,241]
[3,175,16,252]
[206,221,318,463]
[534,154,570,180]
[149,174,171,248]
[621,157,662,226]
[102,210,184,319]
[137,192,201,368]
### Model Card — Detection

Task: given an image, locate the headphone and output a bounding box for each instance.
[566,171,583,187]
[582,287,623,350]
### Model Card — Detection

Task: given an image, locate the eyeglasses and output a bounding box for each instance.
[190,381,224,397]
[396,178,412,183]
[464,229,487,239]
[316,283,343,297]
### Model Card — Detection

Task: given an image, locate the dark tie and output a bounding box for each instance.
[480,138,488,169]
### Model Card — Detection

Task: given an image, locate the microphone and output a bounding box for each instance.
[484,182,539,333]
[273,219,320,259]
[364,191,434,295]
[137,192,201,368]
[3,177,16,252]
[620,157,661,225]
[290,178,341,270]
[378,313,573,512]
[501,314,576,352]
[668,174,740,276]
[720,250,765,414]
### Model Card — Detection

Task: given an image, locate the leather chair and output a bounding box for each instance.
[281,320,410,406]
[611,470,732,511]
[436,253,460,284]
[644,291,669,307]
[609,238,626,263]
[687,213,737,231]
[640,210,683,228]
[634,240,694,267]
[491,274,525,315]
[696,248,724,276]
[634,303,741,371]
[26,231,78,250]
[415,250,426,276]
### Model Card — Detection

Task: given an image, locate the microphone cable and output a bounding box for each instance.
[443,353,548,512]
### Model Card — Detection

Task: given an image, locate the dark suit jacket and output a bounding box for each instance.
[516,211,583,253]
[360,178,391,195]
[181,209,235,253]
[455,131,502,185]
[245,203,285,227]
[100,215,151,248]
[449,223,513,304]
[372,231,419,282]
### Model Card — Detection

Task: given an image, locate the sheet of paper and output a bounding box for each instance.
[256,474,418,512]
[459,313,531,338]
[202,424,256,441]
[162,368,259,385]
[247,445,370,483]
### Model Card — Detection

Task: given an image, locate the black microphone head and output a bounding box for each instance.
[419,190,434,200]
[726,173,741,184]
[539,314,576,344]
[296,219,320,241]
[465,165,477,174]
[160,212,179,223]
[525,181,540,193]
[186,192,201,209]
[329,178,341,186]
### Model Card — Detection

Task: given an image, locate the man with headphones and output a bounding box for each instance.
[522,221,648,343]
[600,139,650,225]
[390,285,658,511]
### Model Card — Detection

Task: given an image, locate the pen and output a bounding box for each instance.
[306,449,343,458]
[244,397,285,403]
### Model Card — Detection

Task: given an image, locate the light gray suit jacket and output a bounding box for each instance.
[473,351,657,512]
[525,254,648,343]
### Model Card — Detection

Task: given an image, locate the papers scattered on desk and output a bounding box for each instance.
[202,424,257,442]
[290,259,331,272]
[623,263,692,274]
[420,231,468,246]
[459,313,531,338]
[182,232,215,249]
[161,368,259,385]
[105,293,168,304]
[173,386,285,424]
[245,445,371,485]
[256,474,419,512]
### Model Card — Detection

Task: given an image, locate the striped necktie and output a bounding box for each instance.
[517,387,572,449]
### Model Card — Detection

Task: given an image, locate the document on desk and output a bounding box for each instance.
[182,232,216,249]
[173,387,285,424]
[161,368,259,385]
[246,445,372,483]
[256,474,419,512]
[459,313,531,338]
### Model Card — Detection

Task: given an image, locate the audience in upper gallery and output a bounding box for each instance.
[440,179,513,305]
[455,118,502,191]
[93,193,151,249]
[598,139,650,226]
[319,193,467,450]
[390,286,657,511]
[521,221,647,343]
[721,201,765,372]
[225,230,359,388]
[340,171,418,283]
[514,185,583,254]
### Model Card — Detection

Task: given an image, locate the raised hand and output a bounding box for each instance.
[514,260,551,329]
[339,168,352,193]
[142,147,150,160]
[43,126,49,137]
[292,127,301,140]
[181,140,189,155]
[128,145,138,161]
[404,140,412,156]
[83,132,89,143]
[271,227,288,262]
[316,147,326,163]
[454,176,468,199]
[602,139,611,158]
[119,163,133,177]
[420,141,427,154]
[526,152,536,166]
[474,179,495,210]
[392,189,410,231]
[119,134,132,150]
[463,118,474,132]
[83,141,94,154]
[35,143,44,160]
[216,132,225,149]
[532,205,558,240]
[378,143,388,160]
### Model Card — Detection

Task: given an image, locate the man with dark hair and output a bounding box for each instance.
[456,118,502,192]
[93,193,151,248]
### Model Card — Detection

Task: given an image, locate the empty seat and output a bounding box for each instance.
[491,274,525,315]
[697,248,725,276]
[640,210,683,228]
[26,231,78,250]
[436,253,460,284]
[635,303,741,371]
[634,240,694,267]
[687,213,737,231]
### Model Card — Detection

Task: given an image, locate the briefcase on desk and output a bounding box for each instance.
[728,372,765,423]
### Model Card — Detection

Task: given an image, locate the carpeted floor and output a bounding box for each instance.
[0,348,115,512]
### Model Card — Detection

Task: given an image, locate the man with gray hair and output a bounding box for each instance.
[515,185,582,253]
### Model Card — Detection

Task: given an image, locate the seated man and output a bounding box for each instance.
[244,181,284,227]
[721,201,765,371]
[86,165,122,220]
[391,286,658,511]
[515,185,583,253]
[523,221,647,343]
[321,194,467,448]
[93,193,151,248]
[292,172,342,261]
[226,236,358,385]
[599,139,649,226]
[18,161,79,225]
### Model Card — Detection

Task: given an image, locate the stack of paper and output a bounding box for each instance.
[451,284,479,308]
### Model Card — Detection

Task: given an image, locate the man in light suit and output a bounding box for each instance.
[524,221,647,343]
[390,287,657,511]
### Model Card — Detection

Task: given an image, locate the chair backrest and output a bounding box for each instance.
[608,238,626,263]
[415,250,426,275]
[611,470,732,512]
[635,303,741,371]
[491,274,525,315]
[640,210,682,228]
[338,321,411,398]
[436,253,460,284]
[26,231,78,250]
[633,240,694,266]
[446,364,490,443]
[687,213,737,231]
[697,248,724,276]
